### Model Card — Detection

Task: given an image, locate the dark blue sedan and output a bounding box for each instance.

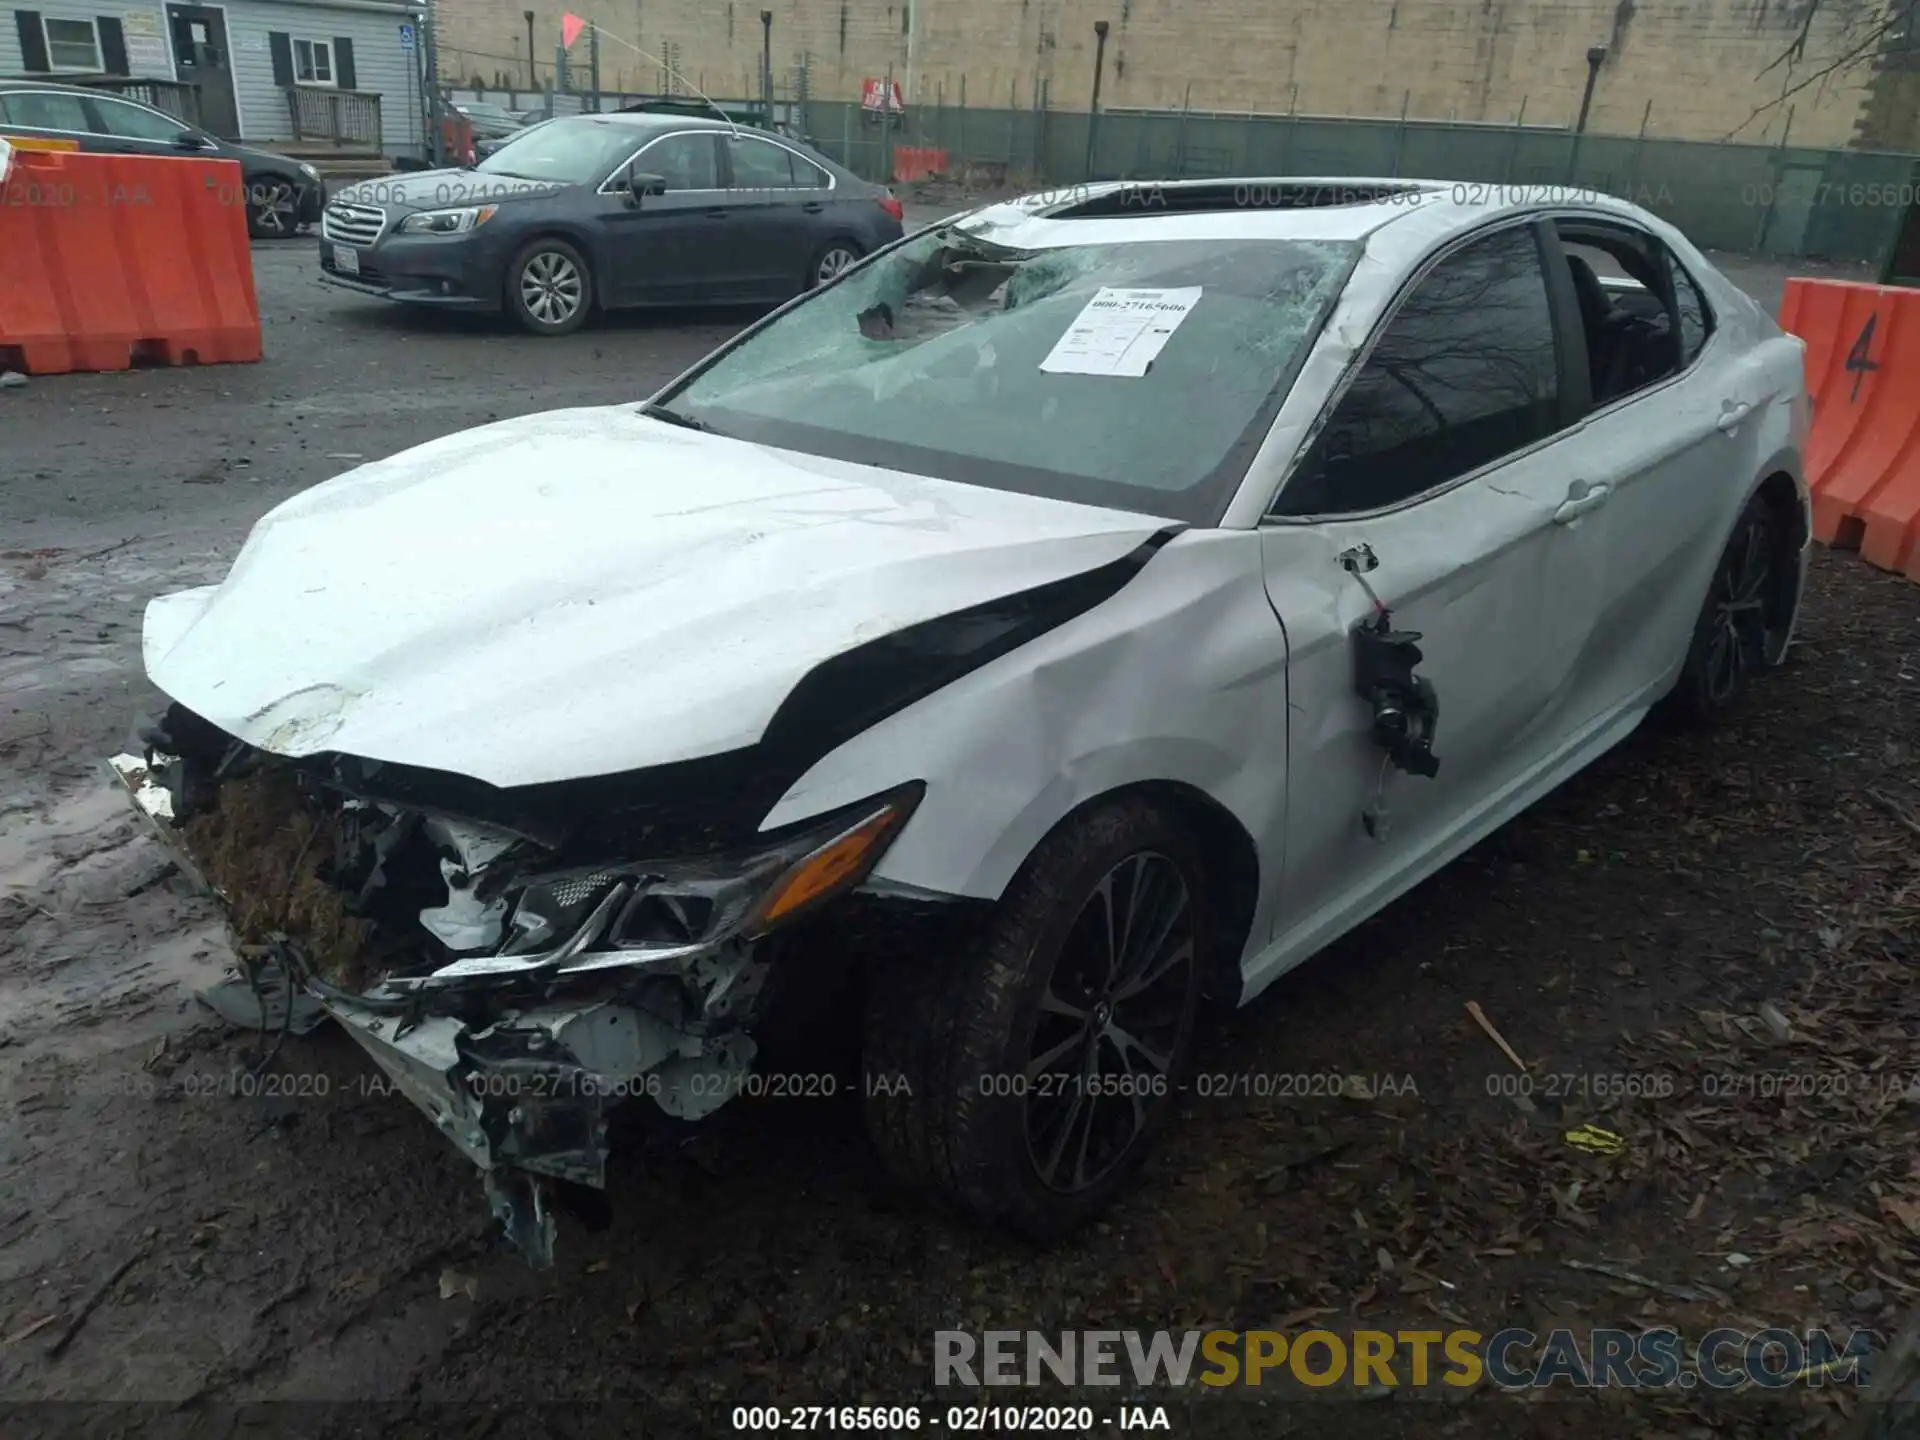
[317,113,907,336]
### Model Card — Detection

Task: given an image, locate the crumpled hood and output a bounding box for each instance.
[143,405,1170,788]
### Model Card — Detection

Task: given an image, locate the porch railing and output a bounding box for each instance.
[58,75,203,127]
[284,87,383,152]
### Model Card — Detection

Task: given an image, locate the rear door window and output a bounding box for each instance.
[728,136,798,189]
[1,91,92,132]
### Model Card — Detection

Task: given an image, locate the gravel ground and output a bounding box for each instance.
[2,234,1917,1440]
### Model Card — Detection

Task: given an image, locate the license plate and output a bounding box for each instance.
[333,245,360,275]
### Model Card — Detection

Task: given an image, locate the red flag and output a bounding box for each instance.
[561,13,587,49]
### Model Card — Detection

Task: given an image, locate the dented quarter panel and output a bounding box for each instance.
[140,405,1168,787]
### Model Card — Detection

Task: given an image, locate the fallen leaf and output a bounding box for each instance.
[438,1268,478,1301]
[1879,1198,1920,1238]
[1274,1306,1336,1327]
[4,1314,60,1345]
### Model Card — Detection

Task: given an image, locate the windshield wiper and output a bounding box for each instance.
[639,402,715,433]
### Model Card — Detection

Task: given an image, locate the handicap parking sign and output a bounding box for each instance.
[399,22,415,48]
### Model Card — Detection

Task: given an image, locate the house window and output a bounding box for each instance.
[44,17,104,71]
[294,38,333,85]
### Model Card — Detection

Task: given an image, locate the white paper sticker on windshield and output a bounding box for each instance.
[1039,286,1203,377]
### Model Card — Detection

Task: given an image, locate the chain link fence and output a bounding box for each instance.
[800,97,1920,266]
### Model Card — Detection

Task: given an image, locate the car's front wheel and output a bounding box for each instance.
[506,238,593,336]
[245,177,300,239]
[863,795,1209,1239]
[1666,491,1797,725]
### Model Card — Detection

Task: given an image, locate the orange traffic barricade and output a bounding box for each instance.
[1779,277,1920,582]
[441,115,476,167]
[892,145,949,184]
[0,147,261,375]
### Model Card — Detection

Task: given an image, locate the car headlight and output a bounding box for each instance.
[398,204,498,235]
[401,784,925,988]
[298,162,320,180]
[505,785,921,955]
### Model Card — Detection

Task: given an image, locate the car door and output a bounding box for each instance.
[600,130,728,306]
[0,89,95,150]
[716,133,820,298]
[1250,220,1611,988]
[78,93,189,157]
[1544,224,1763,717]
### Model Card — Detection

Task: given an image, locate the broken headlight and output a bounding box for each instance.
[407,784,923,988]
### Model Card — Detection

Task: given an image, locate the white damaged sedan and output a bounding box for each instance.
[115,178,1811,1265]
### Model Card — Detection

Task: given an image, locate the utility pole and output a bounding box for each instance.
[421,2,444,165]
[1576,44,1607,134]
[589,22,600,111]
[760,11,773,123]
[1083,20,1109,180]
[523,9,535,89]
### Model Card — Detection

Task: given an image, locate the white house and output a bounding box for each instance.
[4,0,428,158]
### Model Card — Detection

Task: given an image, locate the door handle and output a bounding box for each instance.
[703,208,729,220]
[1716,400,1753,435]
[1554,481,1611,524]
[802,201,824,213]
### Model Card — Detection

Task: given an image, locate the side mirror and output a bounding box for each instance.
[172,129,212,151]
[621,170,667,205]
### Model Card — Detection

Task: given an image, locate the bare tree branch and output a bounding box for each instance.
[1730,0,1920,139]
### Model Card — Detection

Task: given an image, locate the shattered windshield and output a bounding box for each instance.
[662,227,1359,523]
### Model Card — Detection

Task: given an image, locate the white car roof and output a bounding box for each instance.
[952,176,1675,267]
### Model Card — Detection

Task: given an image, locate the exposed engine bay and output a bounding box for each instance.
[110,702,923,1267]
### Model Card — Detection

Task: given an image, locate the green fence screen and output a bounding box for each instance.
[801,100,1920,265]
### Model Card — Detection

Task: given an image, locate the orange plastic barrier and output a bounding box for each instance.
[442,115,476,167]
[892,146,949,184]
[0,148,261,375]
[1779,277,1920,582]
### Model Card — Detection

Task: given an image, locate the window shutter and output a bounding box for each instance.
[15,12,50,72]
[333,37,356,90]
[269,31,294,86]
[97,16,129,75]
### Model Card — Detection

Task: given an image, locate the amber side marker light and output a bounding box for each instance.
[751,798,916,931]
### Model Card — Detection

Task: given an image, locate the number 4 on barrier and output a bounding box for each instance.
[1847,313,1879,403]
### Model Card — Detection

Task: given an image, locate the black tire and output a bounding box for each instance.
[809,238,864,289]
[1664,492,1795,726]
[246,177,300,240]
[862,795,1210,1240]
[505,238,593,336]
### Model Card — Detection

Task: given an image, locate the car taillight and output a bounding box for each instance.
[878,192,904,222]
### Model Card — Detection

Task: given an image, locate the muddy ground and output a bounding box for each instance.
[2,234,1917,1440]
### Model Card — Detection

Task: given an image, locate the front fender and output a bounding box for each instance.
[758,530,1291,913]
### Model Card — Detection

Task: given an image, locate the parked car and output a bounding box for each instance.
[0,79,325,238]
[316,113,905,335]
[117,178,1809,1267]
[454,99,529,158]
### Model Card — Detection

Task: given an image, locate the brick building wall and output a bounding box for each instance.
[435,0,1909,149]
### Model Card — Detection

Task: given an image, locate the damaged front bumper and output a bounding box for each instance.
[324,989,757,1264]
[107,737,919,1268]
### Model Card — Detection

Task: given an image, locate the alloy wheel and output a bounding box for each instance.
[1022,852,1194,1195]
[1703,509,1775,708]
[815,246,859,285]
[521,251,584,327]
[251,181,297,237]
